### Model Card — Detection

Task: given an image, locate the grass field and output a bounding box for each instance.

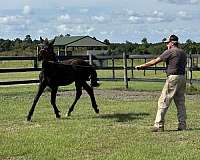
[1,81,200,160]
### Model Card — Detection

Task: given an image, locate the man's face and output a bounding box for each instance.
[166,41,173,49]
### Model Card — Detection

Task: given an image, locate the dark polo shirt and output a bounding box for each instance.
[159,47,187,76]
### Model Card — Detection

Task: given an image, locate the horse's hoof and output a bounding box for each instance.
[95,108,99,114]
[64,112,70,117]
[27,116,32,121]
[56,114,61,119]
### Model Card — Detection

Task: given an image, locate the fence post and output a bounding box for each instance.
[189,53,193,85]
[123,52,128,89]
[88,53,93,85]
[88,53,93,65]
[131,58,134,78]
[144,58,146,76]
[112,53,115,79]
[34,58,38,68]
[34,46,39,68]
[187,51,193,86]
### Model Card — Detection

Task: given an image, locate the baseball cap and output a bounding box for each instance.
[164,35,179,43]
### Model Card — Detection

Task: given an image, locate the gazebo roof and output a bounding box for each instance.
[54,36,107,47]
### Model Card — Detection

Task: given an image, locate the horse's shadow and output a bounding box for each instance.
[96,112,150,122]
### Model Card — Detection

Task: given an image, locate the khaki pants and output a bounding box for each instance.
[154,75,186,129]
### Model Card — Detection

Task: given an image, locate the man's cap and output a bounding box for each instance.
[164,35,179,43]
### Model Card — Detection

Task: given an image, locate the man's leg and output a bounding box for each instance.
[174,76,187,130]
[153,75,178,131]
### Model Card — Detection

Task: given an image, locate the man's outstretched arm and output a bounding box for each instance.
[135,57,162,70]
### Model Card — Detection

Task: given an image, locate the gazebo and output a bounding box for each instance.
[53,35,108,56]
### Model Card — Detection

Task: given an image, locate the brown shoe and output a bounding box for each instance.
[151,126,164,132]
[178,123,186,131]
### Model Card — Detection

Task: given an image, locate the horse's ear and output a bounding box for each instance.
[50,38,55,45]
[40,37,44,43]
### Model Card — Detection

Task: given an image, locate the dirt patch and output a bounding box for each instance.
[57,89,200,101]
[57,89,160,101]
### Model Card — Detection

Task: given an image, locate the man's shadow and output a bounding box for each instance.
[96,112,150,122]
[165,128,200,132]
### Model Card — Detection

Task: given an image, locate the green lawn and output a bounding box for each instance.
[0,82,200,160]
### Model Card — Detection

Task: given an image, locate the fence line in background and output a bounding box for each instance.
[0,53,200,88]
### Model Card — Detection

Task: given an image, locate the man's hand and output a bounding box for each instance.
[135,65,145,70]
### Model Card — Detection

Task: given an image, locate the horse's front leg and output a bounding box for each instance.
[82,82,99,114]
[66,82,82,117]
[50,86,61,119]
[27,81,47,121]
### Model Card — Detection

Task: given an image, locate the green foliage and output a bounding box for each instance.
[1,35,200,56]
[0,35,39,56]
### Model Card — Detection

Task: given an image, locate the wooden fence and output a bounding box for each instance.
[0,53,200,88]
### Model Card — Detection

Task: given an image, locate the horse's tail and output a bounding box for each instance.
[90,66,100,87]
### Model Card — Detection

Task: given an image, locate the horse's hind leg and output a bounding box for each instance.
[27,81,47,121]
[66,82,82,117]
[82,82,99,114]
[50,86,61,119]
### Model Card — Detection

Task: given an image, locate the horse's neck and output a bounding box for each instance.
[42,60,55,68]
[52,52,58,62]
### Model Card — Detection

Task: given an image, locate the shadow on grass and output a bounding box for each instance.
[96,112,150,122]
[165,128,200,132]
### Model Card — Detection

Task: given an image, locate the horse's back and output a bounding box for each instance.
[63,59,92,79]
[63,59,90,66]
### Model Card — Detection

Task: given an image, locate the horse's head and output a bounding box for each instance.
[38,37,57,62]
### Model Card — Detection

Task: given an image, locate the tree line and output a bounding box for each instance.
[107,38,200,55]
[0,35,200,56]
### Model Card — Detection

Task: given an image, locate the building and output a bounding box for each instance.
[53,35,108,56]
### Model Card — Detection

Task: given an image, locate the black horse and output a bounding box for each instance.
[27,37,99,121]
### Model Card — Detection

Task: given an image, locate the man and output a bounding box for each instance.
[135,35,187,132]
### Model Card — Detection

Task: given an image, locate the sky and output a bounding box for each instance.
[0,0,200,43]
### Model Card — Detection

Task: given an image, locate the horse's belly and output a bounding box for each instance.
[47,77,74,86]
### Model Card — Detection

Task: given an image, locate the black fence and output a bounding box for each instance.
[0,53,199,88]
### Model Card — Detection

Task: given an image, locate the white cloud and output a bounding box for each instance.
[0,16,27,25]
[56,24,68,33]
[127,10,172,24]
[38,29,46,34]
[153,10,164,17]
[100,31,108,35]
[190,0,199,3]
[178,11,191,19]
[146,17,165,23]
[80,8,89,13]
[145,10,173,23]
[56,24,95,35]
[57,14,71,22]
[23,5,32,15]
[125,9,139,16]
[92,16,105,22]
[158,0,199,4]
[128,16,143,24]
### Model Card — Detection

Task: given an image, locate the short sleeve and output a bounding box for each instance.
[159,50,171,62]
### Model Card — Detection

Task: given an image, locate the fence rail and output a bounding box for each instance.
[0,53,200,88]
